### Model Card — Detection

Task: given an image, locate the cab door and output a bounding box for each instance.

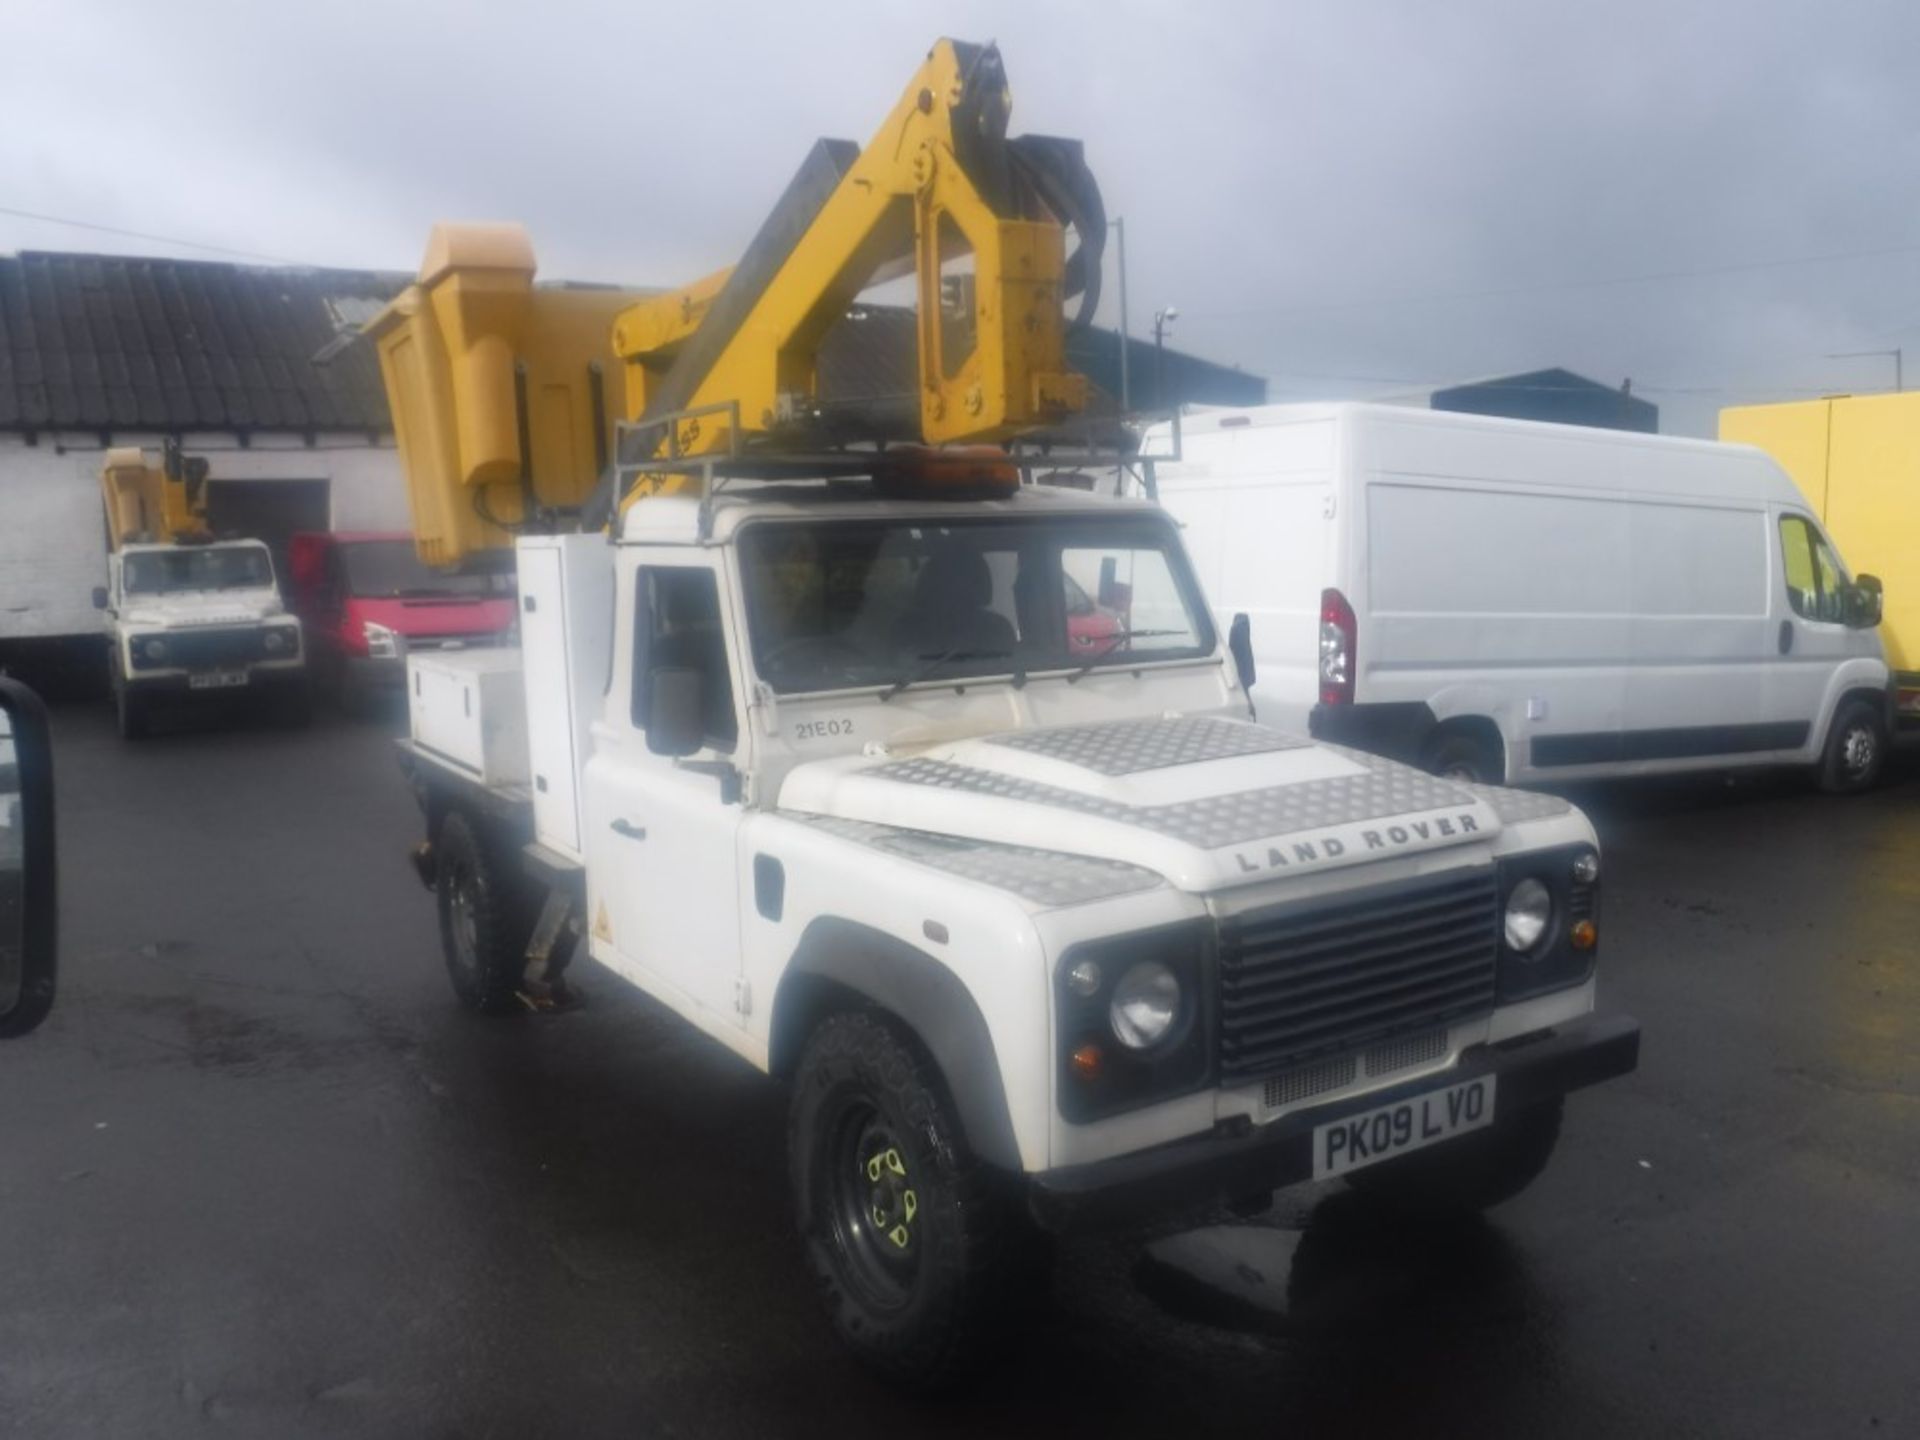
[1767,510,1856,749]
[582,554,747,1025]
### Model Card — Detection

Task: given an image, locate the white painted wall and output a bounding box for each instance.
[0,431,405,640]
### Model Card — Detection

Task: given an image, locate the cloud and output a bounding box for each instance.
[5,0,1918,434]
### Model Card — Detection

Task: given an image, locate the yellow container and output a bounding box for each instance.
[1722,392,1920,688]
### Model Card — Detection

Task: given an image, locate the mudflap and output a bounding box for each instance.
[518,887,581,1013]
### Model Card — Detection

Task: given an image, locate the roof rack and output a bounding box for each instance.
[611,401,1184,534]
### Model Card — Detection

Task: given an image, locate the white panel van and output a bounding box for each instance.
[1148,403,1893,792]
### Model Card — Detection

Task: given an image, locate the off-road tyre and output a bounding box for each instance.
[789,1010,1046,1390]
[1818,698,1886,795]
[1347,1096,1563,1213]
[1422,729,1503,786]
[114,678,149,741]
[273,679,314,729]
[434,810,530,1015]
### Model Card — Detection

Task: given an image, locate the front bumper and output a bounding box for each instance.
[124,663,307,696]
[1028,1012,1640,1233]
[346,653,405,689]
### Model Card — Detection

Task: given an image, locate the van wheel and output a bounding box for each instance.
[434,811,529,1014]
[1819,699,1886,794]
[789,1011,1044,1390]
[1423,729,1502,785]
[1347,1098,1563,1212]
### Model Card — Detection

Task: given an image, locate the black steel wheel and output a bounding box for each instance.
[433,810,530,1014]
[789,1010,1044,1390]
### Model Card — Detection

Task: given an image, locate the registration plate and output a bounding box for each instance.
[188,670,249,691]
[1312,1075,1495,1180]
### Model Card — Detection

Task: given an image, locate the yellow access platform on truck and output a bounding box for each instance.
[99,440,212,549]
[361,38,1103,568]
[1721,393,1920,725]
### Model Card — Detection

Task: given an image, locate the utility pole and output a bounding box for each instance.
[1114,216,1131,413]
[1153,306,1178,411]
[1826,347,1903,392]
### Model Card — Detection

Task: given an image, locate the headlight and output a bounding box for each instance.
[263,628,289,654]
[1109,961,1181,1050]
[363,621,401,659]
[141,638,168,663]
[1504,877,1553,953]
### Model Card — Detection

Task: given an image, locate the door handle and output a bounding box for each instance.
[1778,620,1794,656]
[610,818,647,841]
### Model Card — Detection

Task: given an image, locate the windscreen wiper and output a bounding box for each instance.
[1065,630,1187,684]
[879,647,1015,702]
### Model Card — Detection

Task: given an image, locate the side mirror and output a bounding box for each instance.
[0,677,58,1039]
[1228,612,1257,691]
[91,586,109,611]
[645,667,705,757]
[1847,574,1884,629]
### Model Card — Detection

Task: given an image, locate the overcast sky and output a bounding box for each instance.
[5,0,1920,435]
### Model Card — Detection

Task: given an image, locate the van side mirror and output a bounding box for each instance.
[645,667,705,757]
[1846,574,1884,629]
[0,677,58,1039]
[91,586,109,611]
[1228,612,1257,691]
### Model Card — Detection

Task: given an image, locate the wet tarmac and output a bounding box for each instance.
[2,702,1916,1438]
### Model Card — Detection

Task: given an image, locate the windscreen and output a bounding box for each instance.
[123,545,274,595]
[341,539,513,599]
[738,513,1213,695]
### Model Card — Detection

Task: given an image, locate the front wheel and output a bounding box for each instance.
[1347,1097,1563,1212]
[1818,698,1886,794]
[434,811,530,1014]
[789,1011,1044,1390]
[115,680,149,741]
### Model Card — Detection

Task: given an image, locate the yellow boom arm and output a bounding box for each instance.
[365,38,1102,565]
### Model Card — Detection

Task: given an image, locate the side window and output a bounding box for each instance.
[1779,515,1847,624]
[631,567,738,751]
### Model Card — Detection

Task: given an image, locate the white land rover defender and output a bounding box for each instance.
[396,473,1640,1385]
[97,539,309,739]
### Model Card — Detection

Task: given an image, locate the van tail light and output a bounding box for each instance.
[1319,588,1356,705]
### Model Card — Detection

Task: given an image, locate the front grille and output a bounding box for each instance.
[1217,869,1499,1085]
[1365,1028,1449,1078]
[1262,1055,1357,1111]
[133,627,268,670]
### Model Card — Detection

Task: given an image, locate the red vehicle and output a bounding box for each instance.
[286,532,516,709]
[1064,571,1125,656]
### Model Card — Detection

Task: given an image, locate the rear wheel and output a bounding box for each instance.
[1423,728,1502,785]
[789,1010,1045,1390]
[1818,698,1886,794]
[434,810,530,1014]
[1347,1097,1563,1212]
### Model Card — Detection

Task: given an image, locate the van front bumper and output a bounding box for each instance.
[1027,1012,1640,1234]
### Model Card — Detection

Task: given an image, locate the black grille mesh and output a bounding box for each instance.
[1218,869,1499,1085]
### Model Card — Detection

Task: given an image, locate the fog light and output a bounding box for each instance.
[1572,852,1599,884]
[1570,920,1598,951]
